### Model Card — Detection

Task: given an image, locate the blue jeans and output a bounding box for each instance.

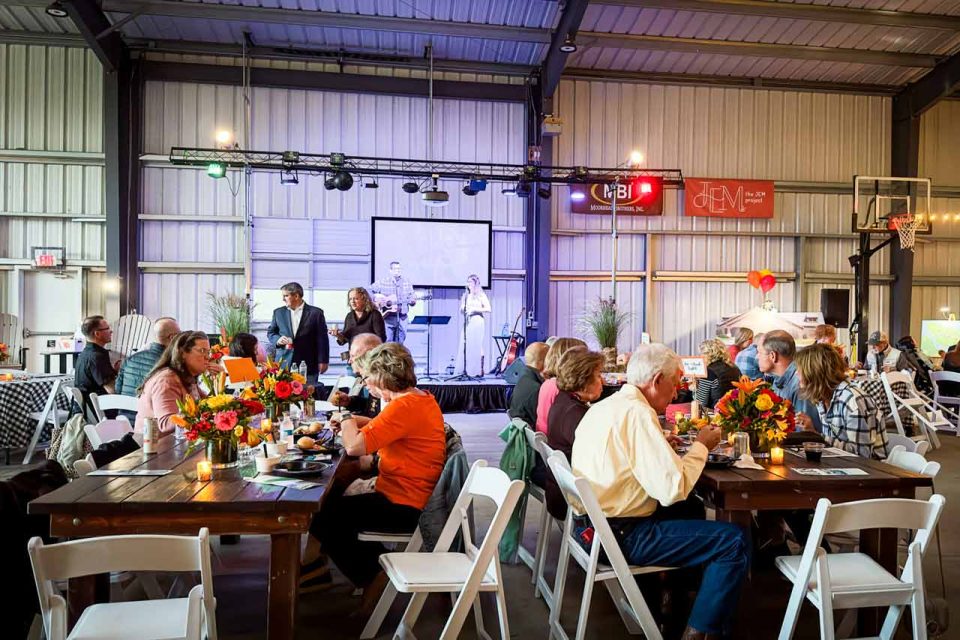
[384,314,406,343]
[617,515,749,634]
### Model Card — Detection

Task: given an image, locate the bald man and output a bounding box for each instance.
[508,342,548,428]
[116,317,180,398]
[331,333,384,418]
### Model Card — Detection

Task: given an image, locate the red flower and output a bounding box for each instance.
[241,399,265,415]
[185,429,199,441]
[274,381,292,400]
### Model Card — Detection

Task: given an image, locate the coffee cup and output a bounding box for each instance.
[804,441,825,462]
[265,441,288,457]
[255,455,281,474]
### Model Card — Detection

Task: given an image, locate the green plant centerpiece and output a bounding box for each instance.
[206,292,256,343]
[578,296,632,372]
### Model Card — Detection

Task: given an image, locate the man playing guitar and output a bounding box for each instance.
[369,261,418,344]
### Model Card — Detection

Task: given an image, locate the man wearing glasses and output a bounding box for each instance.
[75,315,121,417]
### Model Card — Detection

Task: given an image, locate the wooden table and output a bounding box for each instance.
[28,435,340,640]
[696,448,932,637]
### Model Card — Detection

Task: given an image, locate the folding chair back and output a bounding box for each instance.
[90,393,138,421]
[886,446,941,478]
[84,418,133,448]
[881,372,943,447]
[885,433,930,456]
[110,314,153,356]
[0,312,26,369]
[28,528,217,640]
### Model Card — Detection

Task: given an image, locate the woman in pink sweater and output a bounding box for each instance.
[135,331,219,436]
[535,338,587,433]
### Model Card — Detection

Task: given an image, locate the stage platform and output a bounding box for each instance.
[419,376,511,414]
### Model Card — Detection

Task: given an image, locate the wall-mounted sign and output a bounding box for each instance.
[31,246,65,269]
[570,177,664,215]
[684,178,774,219]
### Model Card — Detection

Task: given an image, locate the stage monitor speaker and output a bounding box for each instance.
[502,358,527,384]
[820,289,850,328]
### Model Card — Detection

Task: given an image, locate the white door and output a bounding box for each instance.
[20,269,83,373]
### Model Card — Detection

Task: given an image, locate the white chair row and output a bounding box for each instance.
[881,371,959,450]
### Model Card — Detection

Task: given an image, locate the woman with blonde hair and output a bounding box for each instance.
[794,343,888,459]
[727,327,754,361]
[695,338,742,409]
[329,287,387,346]
[306,342,446,604]
[535,337,588,434]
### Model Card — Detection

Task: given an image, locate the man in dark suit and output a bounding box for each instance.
[267,282,330,387]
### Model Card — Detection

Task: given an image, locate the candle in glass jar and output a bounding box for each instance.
[261,418,272,431]
[770,446,784,465]
[197,460,212,482]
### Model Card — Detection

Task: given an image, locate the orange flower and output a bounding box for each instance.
[171,414,188,427]
[732,376,764,395]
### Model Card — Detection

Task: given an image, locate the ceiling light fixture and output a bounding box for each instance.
[462,184,478,196]
[402,180,420,194]
[280,169,298,186]
[332,170,353,191]
[559,35,577,53]
[537,186,551,200]
[422,175,449,207]
[45,2,68,18]
[324,176,336,191]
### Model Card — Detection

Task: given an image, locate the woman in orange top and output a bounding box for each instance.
[310,342,445,604]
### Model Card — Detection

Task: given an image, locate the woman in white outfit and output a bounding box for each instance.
[460,274,491,377]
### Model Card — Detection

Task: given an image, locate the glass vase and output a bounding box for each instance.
[206,438,239,469]
[749,432,770,460]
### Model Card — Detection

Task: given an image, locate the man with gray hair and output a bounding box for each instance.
[757,330,821,432]
[572,343,749,640]
[116,317,180,398]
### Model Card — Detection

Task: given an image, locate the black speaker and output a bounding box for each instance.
[502,359,527,384]
[820,289,850,328]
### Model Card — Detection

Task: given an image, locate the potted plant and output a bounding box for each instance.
[206,292,256,344]
[578,297,631,371]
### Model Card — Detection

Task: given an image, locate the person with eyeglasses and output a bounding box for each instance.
[75,315,121,417]
[134,331,224,437]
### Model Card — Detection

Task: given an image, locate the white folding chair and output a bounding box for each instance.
[73,453,97,477]
[547,454,674,640]
[776,495,945,640]
[28,528,218,640]
[90,392,139,422]
[84,418,133,448]
[880,372,954,449]
[885,433,930,457]
[516,425,550,578]
[110,314,153,356]
[378,460,524,640]
[886,446,941,482]
[0,312,27,369]
[930,371,960,429]
[530,437,565,610]
[23,379,73,464]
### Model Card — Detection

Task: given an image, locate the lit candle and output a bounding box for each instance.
[691,401,700,420]
[197,460,212,482]
[728,432,736,445]
[770,446,784,465]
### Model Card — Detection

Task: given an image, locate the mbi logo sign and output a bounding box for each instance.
[684,178,775,219]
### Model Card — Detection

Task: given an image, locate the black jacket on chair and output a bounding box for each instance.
[267,303,330,375]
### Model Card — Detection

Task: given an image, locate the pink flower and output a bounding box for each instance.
[291,380,304,395]
[214,410,238,432]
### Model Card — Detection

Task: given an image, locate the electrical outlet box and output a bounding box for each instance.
[47,339,55,348]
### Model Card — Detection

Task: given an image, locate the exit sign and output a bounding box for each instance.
[31,246,64,269]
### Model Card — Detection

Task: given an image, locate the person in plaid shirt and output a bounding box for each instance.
[793,343,889,459]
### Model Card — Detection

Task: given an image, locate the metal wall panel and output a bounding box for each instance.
[550,280,646,353]
[141,80,525,365]
[140,272,247,333]
[552,78,892,354]
[919,100,960,189]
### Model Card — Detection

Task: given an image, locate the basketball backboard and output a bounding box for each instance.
[852,175,933,236]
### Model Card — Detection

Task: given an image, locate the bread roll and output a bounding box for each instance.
[297,436,315,449]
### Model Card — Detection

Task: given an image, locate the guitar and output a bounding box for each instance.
[373,290,432,315]
[499,307,526,373]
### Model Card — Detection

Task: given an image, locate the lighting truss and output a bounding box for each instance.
[169,147,684,186]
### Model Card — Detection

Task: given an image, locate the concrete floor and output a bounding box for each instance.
[6,412,958,639]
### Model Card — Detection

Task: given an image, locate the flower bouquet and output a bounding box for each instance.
[173,392,265,467]
[713,376,796,455]
[251,358,313,415]
[0,342,9,363]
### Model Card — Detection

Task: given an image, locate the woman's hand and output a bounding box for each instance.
[328,327,341,338]
[205,362,225,375]
[796,412,816,432]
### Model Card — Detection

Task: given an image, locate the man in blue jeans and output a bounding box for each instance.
[572,344,749,639]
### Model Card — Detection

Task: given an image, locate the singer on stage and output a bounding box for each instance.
[458,274,491,377]
[370,261,417,344]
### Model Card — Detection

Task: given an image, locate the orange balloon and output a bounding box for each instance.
[747,271,761,289]
[760,274,777,294]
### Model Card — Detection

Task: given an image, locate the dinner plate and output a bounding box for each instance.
[271,460,329,478]
[706,453,735,468]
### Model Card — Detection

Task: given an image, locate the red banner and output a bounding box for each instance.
[684,178,774,218]
[570,177,664,215]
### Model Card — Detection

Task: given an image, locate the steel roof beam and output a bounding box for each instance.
[894,49,960,119]
[96,0,551,44]
[60,0,126,71]
[593,0,960,31]
[542,0,591,98]
[583,32,940,68]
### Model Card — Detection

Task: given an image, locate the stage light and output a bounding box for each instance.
[324,176,336,190]
[206,162,226,179]
[629,150,644,166]
[45,2,68,18]
[280,169,298,185]
[462,184,478,196]
[402,181,420,194]
[570,190,586,202]
[469,179,487,193]
[281,150,299,164]
[215,130,233,147]
[515,182,532,198]
[559,35,577,53]
[422,176,449,207]
[537,186,551,200]
[639,180,653,194]
[332,170,353,191]
[365,179,379,189]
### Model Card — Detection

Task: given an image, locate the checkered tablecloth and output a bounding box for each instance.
[851,377,914,432]
[0,376,72,449]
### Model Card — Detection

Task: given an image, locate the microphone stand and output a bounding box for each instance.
[446,290,482,382]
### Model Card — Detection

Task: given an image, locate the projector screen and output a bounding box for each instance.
[371,217,492,289]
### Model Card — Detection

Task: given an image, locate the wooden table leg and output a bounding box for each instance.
[858,527,898,635]
[268,533,300,640]
[715,510,755,639]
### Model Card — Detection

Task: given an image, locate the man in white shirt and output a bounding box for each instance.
[572,344,749,640]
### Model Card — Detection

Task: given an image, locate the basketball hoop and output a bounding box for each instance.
[889,213,918,251]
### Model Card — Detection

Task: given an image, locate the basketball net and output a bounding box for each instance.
[889,213,918,251]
